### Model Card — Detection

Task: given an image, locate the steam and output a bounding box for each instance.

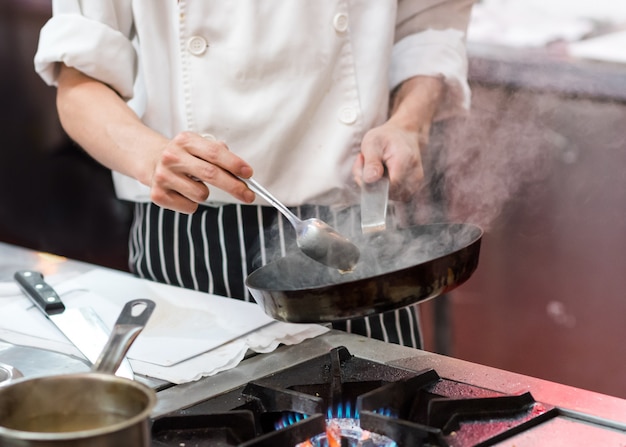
[248,223,481,290]
[250,88,559,286]
[424,89,559,232]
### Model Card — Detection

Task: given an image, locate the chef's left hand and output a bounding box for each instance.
[352,75,444,202]
[353,122,424,202]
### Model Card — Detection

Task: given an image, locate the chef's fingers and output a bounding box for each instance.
[172,132,254,180]
[151,185,208,214]
[358,125,424,202]
[357,132,386,185]
[151,166,254,214]
[384,153,424,202]
[382,131,424,202]
[351,153,365,188]
[149,132,255,212]
[184,135,256,203]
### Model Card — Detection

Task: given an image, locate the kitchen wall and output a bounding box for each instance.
[435,1,626,400]
[420,73,626,399]
[0,0,132,271]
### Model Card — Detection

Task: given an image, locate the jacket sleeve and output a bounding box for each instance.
[392,0,476,120]
[33,0,137,100]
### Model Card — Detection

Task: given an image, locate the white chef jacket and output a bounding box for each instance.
[34,0,473,208]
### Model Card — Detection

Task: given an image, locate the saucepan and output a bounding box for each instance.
[0,299,156,447]
[246,223,482,323]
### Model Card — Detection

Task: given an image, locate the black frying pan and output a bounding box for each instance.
[245,223,482,323]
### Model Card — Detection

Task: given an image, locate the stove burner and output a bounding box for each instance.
[151,346,557,447]
[151,411,257,446]
[358,372,557,446]
[297,418,398,447]
[279,403,396,447]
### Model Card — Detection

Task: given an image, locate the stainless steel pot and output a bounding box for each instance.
[0,363,22,385]
[0,299,156,447]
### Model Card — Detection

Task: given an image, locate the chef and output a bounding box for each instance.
[34,1,474,348]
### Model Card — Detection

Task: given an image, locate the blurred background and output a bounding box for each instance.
[0,0,133,272]
[1,0,625,399]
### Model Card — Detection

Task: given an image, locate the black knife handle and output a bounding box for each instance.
[14,270,66,315]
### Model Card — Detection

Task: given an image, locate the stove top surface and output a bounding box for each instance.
[151,332,626,446]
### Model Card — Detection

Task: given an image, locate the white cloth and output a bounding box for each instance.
[0,270,330,384]
[34,0,472,207]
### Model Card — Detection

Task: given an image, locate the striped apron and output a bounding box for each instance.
[128,202,423,348]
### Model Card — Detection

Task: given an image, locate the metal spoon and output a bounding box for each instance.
[241,177,360,271]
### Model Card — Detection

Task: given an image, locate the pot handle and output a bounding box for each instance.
[92,299,155,375]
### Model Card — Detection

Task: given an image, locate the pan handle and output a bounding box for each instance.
[92,299,155,375]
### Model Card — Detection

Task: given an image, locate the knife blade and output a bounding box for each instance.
[13,270,134,379]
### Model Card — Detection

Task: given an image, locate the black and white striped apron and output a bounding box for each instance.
[128,202,423,348]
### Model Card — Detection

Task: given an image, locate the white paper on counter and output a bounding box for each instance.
[131,322,329,384]
[0,269,329,383]
[65,269,284,366]
[0,282,83,358]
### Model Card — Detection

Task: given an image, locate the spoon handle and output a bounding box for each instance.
[240,177,301,227]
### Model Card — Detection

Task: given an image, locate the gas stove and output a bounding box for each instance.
[151,330,626,446]
[2,243,623,445]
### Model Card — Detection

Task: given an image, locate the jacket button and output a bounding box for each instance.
[338,107,357,124]
[187,36,208,56]
[333,13,349,32]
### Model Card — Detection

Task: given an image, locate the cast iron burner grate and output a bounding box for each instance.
[151,346,556,447]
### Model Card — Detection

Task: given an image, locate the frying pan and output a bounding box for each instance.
[245,223,482,323]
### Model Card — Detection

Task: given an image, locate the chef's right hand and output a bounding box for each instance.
[149,132,255,214]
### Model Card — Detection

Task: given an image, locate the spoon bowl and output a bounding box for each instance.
[242,177,360,271]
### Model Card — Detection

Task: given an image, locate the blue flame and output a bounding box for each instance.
[275,412,309,430]
[373,407,396,418]
[275,402,399,431]
[277,405,400,447]
[326,401,360,419]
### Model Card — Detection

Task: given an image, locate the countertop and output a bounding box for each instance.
[2,241,626,432]
[468,42,626,102]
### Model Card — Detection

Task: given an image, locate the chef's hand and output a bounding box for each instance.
[149,132,255,214]
[55,65,255,215]
[353,76,444,202]
[354,121,424,202]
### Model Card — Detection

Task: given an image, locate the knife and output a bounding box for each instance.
[13,270,135,379]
